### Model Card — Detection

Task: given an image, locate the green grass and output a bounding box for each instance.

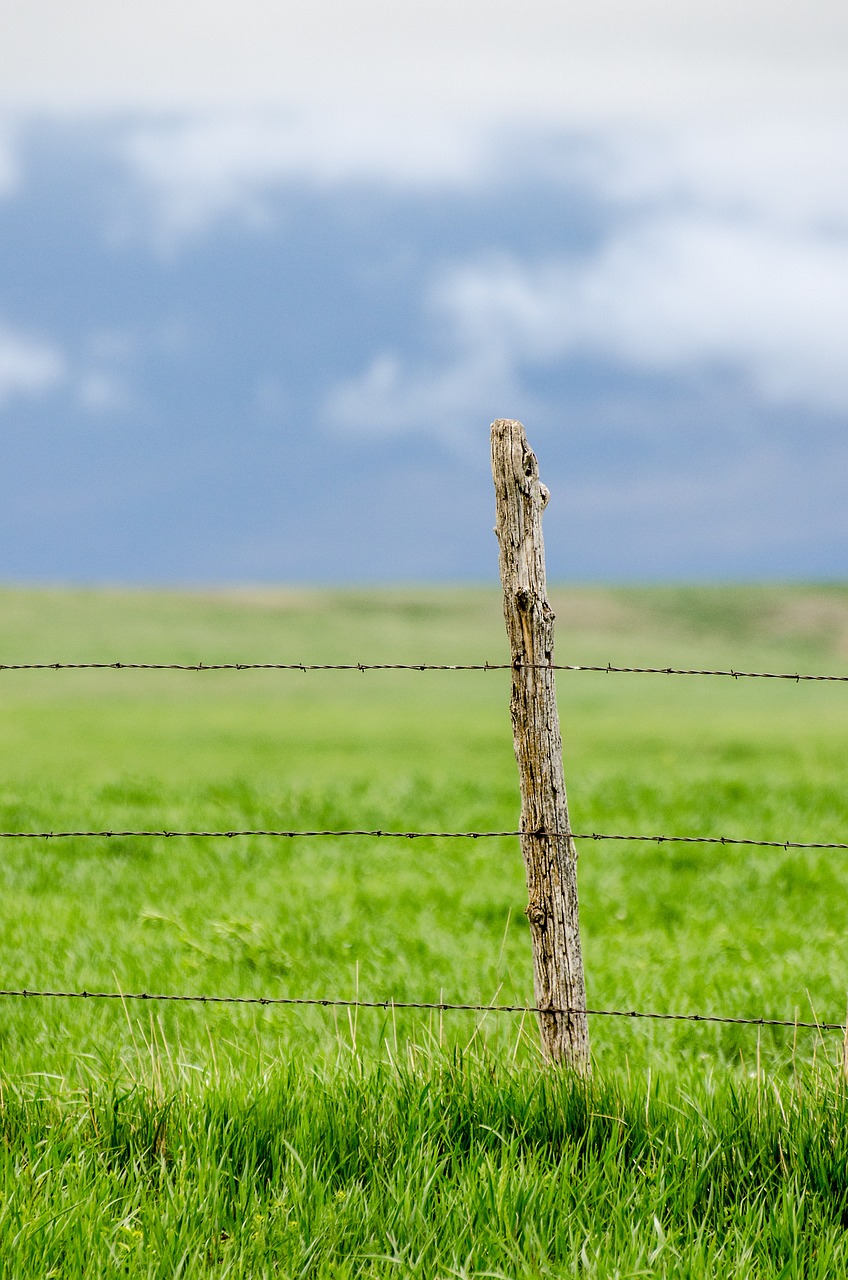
[1,584,847,1275]
[6,1061,848,1278]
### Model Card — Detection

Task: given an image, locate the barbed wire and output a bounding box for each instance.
[6,651,844,1045]
[0,986,841,1031]
[0,828,844,849]
[0,660,846,682]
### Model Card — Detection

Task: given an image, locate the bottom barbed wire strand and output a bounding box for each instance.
[0,987,840,1031]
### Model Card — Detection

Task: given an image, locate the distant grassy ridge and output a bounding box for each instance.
[3,581,848,664]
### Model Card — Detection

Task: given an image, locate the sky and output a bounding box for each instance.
[1,1,847,583]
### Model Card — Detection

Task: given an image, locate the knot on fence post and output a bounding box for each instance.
[525,901,548,929]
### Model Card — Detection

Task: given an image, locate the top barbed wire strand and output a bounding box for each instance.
[0,661,846,681]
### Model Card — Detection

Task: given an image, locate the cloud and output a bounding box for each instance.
[448,221,848,408]
[583,122,848,232]
[121,111,848,244]
[0,323,136,418]
[329,223,848,436]
[0,326,65,406]
[327,117,848,435]
[326,350,532,453]
[122,111,488,240]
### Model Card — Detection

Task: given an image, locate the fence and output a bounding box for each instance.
[1,666,845,1032]
[2,655,846,1035]
[2,419,847,1066]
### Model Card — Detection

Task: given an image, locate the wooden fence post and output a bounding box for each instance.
[491,418,590,1073]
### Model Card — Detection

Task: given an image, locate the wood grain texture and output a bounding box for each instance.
[491,418,590,1072]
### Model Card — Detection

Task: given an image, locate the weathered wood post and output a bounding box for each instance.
[491,418,590,1073]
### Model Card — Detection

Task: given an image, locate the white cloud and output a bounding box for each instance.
[327,349,529,449]
[445,219,848,411]
[122,111,488,239]
[0,327,65,406]
[582,123,848,233]
[328,218,848,433]
[0,325,136,417]
[327,114,848,436]
[120,110,848,264]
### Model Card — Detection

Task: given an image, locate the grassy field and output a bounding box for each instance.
[1,583,848,1275]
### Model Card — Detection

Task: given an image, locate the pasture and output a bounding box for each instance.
[1,584,848,1276]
